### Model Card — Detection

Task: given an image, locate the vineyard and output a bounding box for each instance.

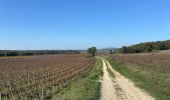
[0,54,95,99]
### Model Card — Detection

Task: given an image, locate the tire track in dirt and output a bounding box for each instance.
[100,58,117,100]
[100,57,154,100]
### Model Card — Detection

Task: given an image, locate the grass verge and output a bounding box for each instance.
[53,57,103,100]
[106,62,115,78]
[107,67,115,78]
[105,56,170,100]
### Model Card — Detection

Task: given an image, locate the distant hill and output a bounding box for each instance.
[79,48,118,54]
[97,48,118,54]
[118,40,170,53]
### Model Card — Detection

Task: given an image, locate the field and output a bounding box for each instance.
[0,54,95,99]
[106,52,170,99]
[53,57,103,100]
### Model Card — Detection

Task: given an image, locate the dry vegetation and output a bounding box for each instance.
[109,53,170,74]
[0,54,95,99]
[107,52,170,99]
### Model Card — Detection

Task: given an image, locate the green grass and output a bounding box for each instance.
[53,57,103,100]
[107,67,115,78]
[105,56,170,100]
[105,61,115,78]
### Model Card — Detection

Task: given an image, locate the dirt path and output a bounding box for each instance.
[100,57,155,100]
[100,58,117,100]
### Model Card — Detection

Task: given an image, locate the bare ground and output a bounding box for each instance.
[100,57,155,100]
[100,59,117,100]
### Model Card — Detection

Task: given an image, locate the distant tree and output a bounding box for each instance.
[22,52,34,56]
[87,47,97,57]
[121,46,127,53]
[144,44,153,52]
[109,50,113,54]
[0,52,4,56]
[6,52,18,56]
[159,43,167,50]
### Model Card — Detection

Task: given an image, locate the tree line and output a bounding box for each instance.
[119,40,170,53]
[0,50,80,56]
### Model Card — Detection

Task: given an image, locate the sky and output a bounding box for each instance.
[0,0,170,50]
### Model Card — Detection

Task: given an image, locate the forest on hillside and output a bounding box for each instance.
[119,40,170,53]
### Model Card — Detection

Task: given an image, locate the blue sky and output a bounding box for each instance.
[0,0,170,50]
